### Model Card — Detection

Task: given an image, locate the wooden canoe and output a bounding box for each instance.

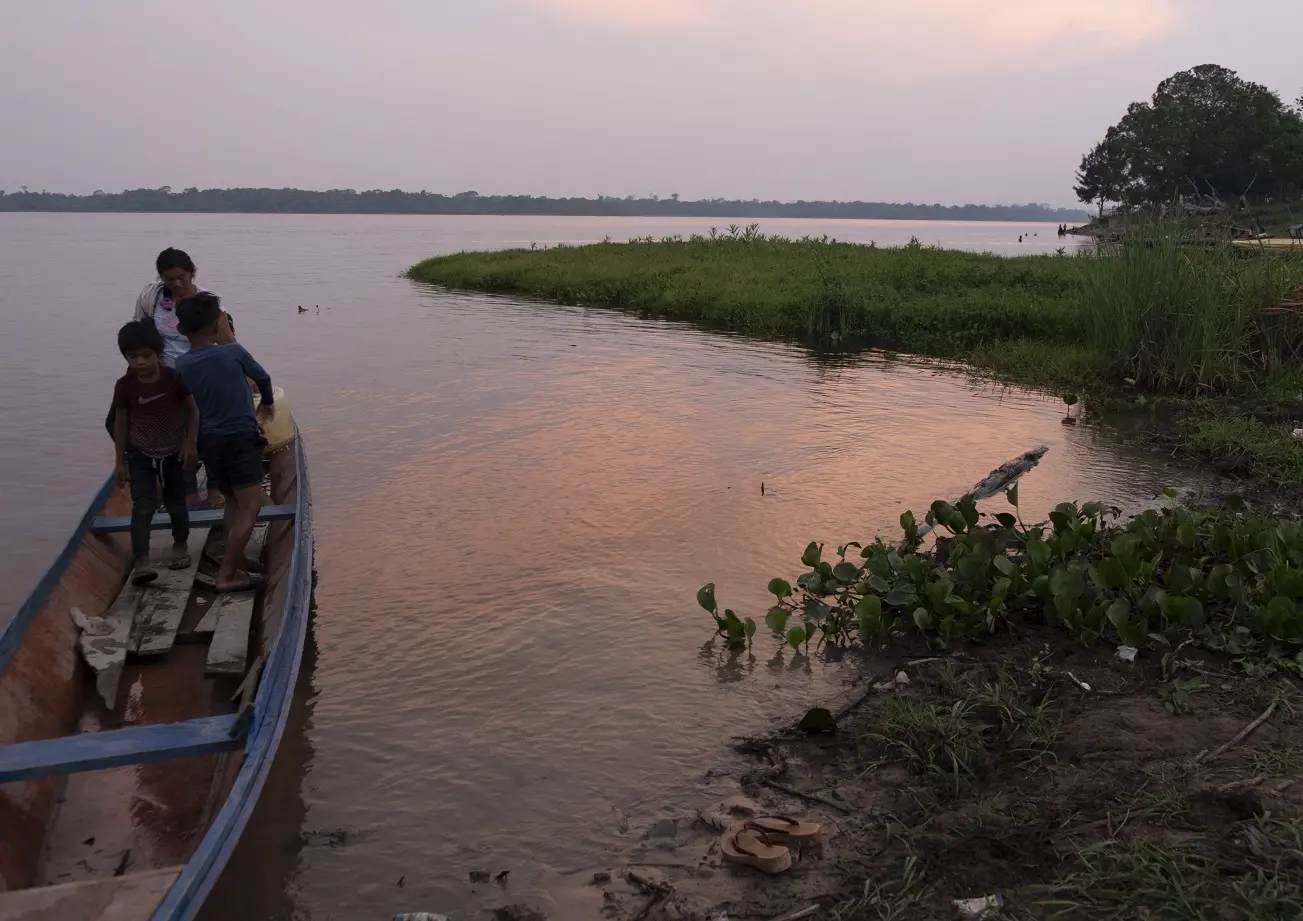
[1230,237,1303,251]
[0,431,313,921]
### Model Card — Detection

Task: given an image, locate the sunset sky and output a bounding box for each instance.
[1,0,1299,205]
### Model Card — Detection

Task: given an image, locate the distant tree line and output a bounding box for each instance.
[0,186,1087,223]
[1075,65,1303,213]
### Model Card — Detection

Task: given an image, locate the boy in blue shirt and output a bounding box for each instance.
[174,293,274,593]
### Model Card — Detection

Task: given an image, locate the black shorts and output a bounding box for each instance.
[200,432,266,495]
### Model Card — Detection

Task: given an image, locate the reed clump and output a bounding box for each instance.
[1080,217,1301,393]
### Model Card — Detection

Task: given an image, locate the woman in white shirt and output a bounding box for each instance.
[111,248,234,506]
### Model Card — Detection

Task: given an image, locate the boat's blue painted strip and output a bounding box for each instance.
[90,504,297,534]
[0,475,115,678]
[0,715,241,784]
[150,433,314,921]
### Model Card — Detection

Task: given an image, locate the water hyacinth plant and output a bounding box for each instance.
[703,487,1303,672]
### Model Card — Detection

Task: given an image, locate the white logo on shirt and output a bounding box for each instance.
[139,393,168,404]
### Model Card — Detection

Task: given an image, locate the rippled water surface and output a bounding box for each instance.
[1,214,1181,920]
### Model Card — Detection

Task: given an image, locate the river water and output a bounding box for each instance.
[1,214,1178,920]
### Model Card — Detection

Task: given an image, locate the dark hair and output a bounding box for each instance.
[176,292,223,335]
[156,247,196,276]
[118,318,165,356]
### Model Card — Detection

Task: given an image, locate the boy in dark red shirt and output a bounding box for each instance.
[112,319,200,584]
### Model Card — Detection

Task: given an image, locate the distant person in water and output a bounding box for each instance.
[175,293,274,593]
[112,319,199,585]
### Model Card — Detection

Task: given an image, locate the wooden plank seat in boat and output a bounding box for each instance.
[0,715,242,784]
[0,867,182,921]
[88,505,296,534]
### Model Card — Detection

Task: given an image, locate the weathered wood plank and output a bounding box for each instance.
[131,531,209,657]
[0,867,182,921]
[77,582,146,710]
[89,505,295,534]
[204,525,268,677]
[896,445,1050,553]
[204,593,256,677]
[0,715,240,783]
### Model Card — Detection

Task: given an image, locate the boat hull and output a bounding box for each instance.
[0,433,312,921]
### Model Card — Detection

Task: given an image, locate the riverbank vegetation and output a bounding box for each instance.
[409,223,1303,488]
[0,187,1086,222]
[663,480,1303,920]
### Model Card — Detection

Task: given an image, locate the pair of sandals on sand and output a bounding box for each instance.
[720,815,822,874]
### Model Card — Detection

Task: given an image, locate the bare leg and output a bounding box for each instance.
[215,484,263,590]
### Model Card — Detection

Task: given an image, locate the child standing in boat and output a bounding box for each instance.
[112,319,200,584]
[174,293,275,594]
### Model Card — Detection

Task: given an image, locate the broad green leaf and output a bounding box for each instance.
[993,555,1016,577]
[1094,557,1129,591]
[743,617,757,638]
[1006,483,1019,507]
[1163,595,1205,627]
[913,607,934,631]
[995,513,1018,529]
[858,612,883,646]
[900,510,919,540]
[857,594,883,628]
[957,497,980,529]
[765,607,789,633]
[696,583,717,614]
[1027,538,1052,571]
[786,626,806,650]
[801,542,822,567]
[885,586,918,608]
[1049,567,1084,600]
[832,562,861,583]
[767,578,793,599]
[869,575,891,593]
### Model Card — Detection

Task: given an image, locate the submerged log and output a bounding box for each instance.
[897,445,1049,552]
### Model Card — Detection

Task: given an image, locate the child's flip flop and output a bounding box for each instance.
[746,816,823,844]
[720,827,792,875]
[131,568,159,586]
[168,551,193,570]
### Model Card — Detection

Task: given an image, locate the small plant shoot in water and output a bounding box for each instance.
[700,489,1303,674]
[697,582,757,650]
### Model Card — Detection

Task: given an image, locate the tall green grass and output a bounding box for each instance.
[1081,219,1301,392]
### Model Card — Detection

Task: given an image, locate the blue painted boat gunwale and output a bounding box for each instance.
[89,504,297,534]
[149,432,313,921]
[0,714,242,784]
[0,474,116,677]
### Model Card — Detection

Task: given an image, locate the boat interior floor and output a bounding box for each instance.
[2,475,274,899]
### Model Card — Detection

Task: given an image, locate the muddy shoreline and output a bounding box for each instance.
[584,632,1303,921]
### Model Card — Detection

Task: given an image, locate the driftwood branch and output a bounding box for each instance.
[897,445,1050,552]
[1195,700,1278,764]
[761,779,851,814]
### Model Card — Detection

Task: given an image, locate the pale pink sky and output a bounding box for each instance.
[0,0,1299,206]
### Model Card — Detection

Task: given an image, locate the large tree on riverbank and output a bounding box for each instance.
[1075,65,1303,210]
